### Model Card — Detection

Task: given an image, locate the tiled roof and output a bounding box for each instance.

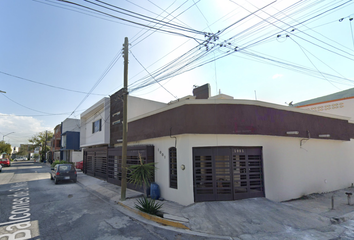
[294,87,354,107]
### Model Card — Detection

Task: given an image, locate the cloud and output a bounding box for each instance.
[272,74,283,79]
[0,114,51,146]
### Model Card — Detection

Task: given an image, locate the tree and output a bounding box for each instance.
[28,131,53,161]
[0,140,12,157]
[17,145,29,157]
[128,153,155,197]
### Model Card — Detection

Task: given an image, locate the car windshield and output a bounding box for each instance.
[58,165,74,172]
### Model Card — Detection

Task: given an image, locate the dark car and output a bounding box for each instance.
[50,164,77,184]
[0,158,11,167]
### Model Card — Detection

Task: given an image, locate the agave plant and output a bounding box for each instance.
[135,197,163,215]
[128,153,155,197]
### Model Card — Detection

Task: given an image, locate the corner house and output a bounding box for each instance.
[85,85,354,206]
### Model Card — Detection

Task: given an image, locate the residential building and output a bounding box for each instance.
[83,84,354,206]
[80,97,110,149]
[294,87,354,119]
[61,118,82,163]
[50,124,61,162]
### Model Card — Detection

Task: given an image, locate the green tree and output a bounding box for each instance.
[128,153,156,197]
[28,131,53,161]
[0,140,12,157]
[17,145,29,157]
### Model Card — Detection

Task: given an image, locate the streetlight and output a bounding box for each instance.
[3,132,14,141]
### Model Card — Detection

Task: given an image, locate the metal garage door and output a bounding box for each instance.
[193,147,264,202]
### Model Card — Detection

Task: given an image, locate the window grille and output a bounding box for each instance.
[169,147,177,189]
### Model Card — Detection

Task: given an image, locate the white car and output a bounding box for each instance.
[14,157,28,161]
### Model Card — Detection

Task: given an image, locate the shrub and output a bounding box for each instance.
[51,160,74,168]
[134,197,163,216]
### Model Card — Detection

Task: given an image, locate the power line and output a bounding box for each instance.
[56,0,205,40]
[289,36,341,90]
[92,0,204,35]
[1,94,54,115]
[68,49,122,118]
[0,70,106,96]
[130,50,177,99]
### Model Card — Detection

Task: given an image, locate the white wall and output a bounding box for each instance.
[71,151,83,163]
[54,152,60,161]
[80,98,110,147]
[298,98,354,120]
[130,134,354,206]
[62,118,80,133]
[127,96,166,121]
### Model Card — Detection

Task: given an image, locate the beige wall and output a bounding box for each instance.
[131,134,354,206]
[298,98,354,120]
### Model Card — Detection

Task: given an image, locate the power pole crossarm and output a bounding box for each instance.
[121,37,129,201]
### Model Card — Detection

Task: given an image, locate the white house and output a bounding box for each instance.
[80,97,111,148]
[83,85,354,206]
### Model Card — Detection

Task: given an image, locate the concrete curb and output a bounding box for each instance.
[116,201,190,230]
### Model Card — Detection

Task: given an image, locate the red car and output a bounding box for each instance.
[0,158,11,167]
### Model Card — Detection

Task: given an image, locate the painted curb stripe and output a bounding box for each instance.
[117,202,189,230]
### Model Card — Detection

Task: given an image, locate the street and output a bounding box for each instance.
[0,162,217,240]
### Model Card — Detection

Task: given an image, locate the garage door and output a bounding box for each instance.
[193,147,264,202]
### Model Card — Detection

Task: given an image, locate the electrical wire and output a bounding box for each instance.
[0,70,106,96]
[1,94,55,115]
[289,36,341,90]
[67,50,122,118]
[130,50,177,99]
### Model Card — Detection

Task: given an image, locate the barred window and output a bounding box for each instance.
[169,147,177,189]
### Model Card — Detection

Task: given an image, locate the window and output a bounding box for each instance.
[112,111,120,117]
[112,120,121,125]
[169,147,177,189]
[92,119,102,133]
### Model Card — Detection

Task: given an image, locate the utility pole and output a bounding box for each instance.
[121,37,129,201]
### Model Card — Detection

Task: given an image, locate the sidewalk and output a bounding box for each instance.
[75,170,354,239]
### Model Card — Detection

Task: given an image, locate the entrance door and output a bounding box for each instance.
[193,147,264,202]
[232,147,264,200]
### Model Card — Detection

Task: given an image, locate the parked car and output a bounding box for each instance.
[0,158,11,167]
[0,164,2,172]
[14,157,28,161]
[50,164,77,184]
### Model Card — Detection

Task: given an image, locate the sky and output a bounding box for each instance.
[1,0,354,147]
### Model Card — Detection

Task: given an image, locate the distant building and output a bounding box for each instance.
[50,124,62,163]
[294,87,354,119]
[61,118,82,163]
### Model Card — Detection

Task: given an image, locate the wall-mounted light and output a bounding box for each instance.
[181,164,185,170]
[286,131,299,135]
[319,134,330,138]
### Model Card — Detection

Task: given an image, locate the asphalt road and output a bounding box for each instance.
[0,161,220,240]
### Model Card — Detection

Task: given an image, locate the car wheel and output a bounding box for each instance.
[54,178,58,185]
[73,179,77,183]
[50,174,53,180]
